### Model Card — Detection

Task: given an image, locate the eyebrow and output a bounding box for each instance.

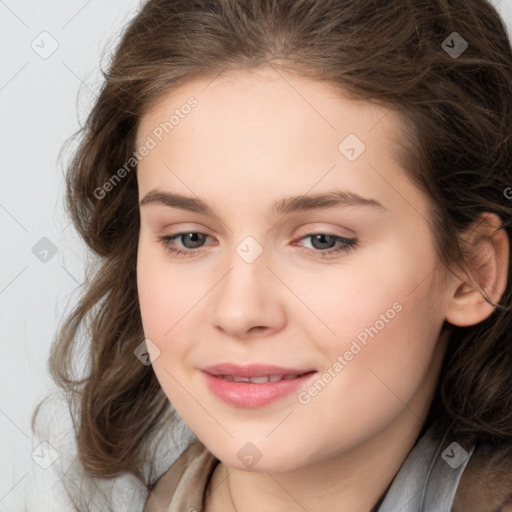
[139,188,386,215]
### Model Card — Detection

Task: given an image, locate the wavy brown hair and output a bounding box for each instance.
[32,0,512,508]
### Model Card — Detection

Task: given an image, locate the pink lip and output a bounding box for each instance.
[201,363,317,408]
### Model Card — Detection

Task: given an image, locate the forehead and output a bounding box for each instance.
[137,65,403,147]
[134,65,427,221]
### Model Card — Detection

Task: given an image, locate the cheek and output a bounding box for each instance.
[293,289,442,461]
[288,239,434,351]
[137,242,183,343]
[136,250,194,406]
[307,239,442,399]
[136,241,209,394]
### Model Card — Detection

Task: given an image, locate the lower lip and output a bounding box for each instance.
[202,371,317,408]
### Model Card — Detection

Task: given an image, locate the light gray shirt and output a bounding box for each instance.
[378,423,474,511]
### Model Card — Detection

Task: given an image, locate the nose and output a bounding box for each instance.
[211,248,286,340]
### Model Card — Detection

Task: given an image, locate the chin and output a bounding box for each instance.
[207,437,313,474]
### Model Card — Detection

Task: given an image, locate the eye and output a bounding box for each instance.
[294,233,358,258]
[157,231,358,259]
[158,232,213,258]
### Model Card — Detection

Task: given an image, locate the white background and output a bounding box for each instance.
[1,1,511,510]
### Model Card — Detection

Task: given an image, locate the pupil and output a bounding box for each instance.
[312,234,334,249]
[183,233,204,248]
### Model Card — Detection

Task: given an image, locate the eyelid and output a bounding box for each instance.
[156,222,213,235]
[293,223,354,239]
[159,223,353,242]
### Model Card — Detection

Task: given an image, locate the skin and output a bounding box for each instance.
[135,65,509,511]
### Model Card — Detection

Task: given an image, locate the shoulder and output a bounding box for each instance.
[452,443,512,512]
[143,438,218,512]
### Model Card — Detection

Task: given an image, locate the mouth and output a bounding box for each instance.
[214,373,312,383]
[201,364,317,408]
[202,362,316,378]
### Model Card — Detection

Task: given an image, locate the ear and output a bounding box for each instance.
[445,212,509,327]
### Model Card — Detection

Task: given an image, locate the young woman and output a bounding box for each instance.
[32,0,512,510]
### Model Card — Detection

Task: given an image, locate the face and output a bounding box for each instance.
[136,65,451,472]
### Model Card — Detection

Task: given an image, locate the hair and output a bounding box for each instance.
[32,0,512,508]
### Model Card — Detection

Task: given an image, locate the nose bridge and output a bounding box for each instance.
[211,236,284,336]
[219,237,268,306]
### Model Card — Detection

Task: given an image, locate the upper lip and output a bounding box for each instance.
[202,363,316,378]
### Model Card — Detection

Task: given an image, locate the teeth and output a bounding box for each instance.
[232,376,251,383]
[220,374,302,383]
[247,376,271,383]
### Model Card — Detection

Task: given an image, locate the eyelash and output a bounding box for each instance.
[157,231,358,259]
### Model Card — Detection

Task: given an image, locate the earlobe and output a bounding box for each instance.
[445,212,509,328]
